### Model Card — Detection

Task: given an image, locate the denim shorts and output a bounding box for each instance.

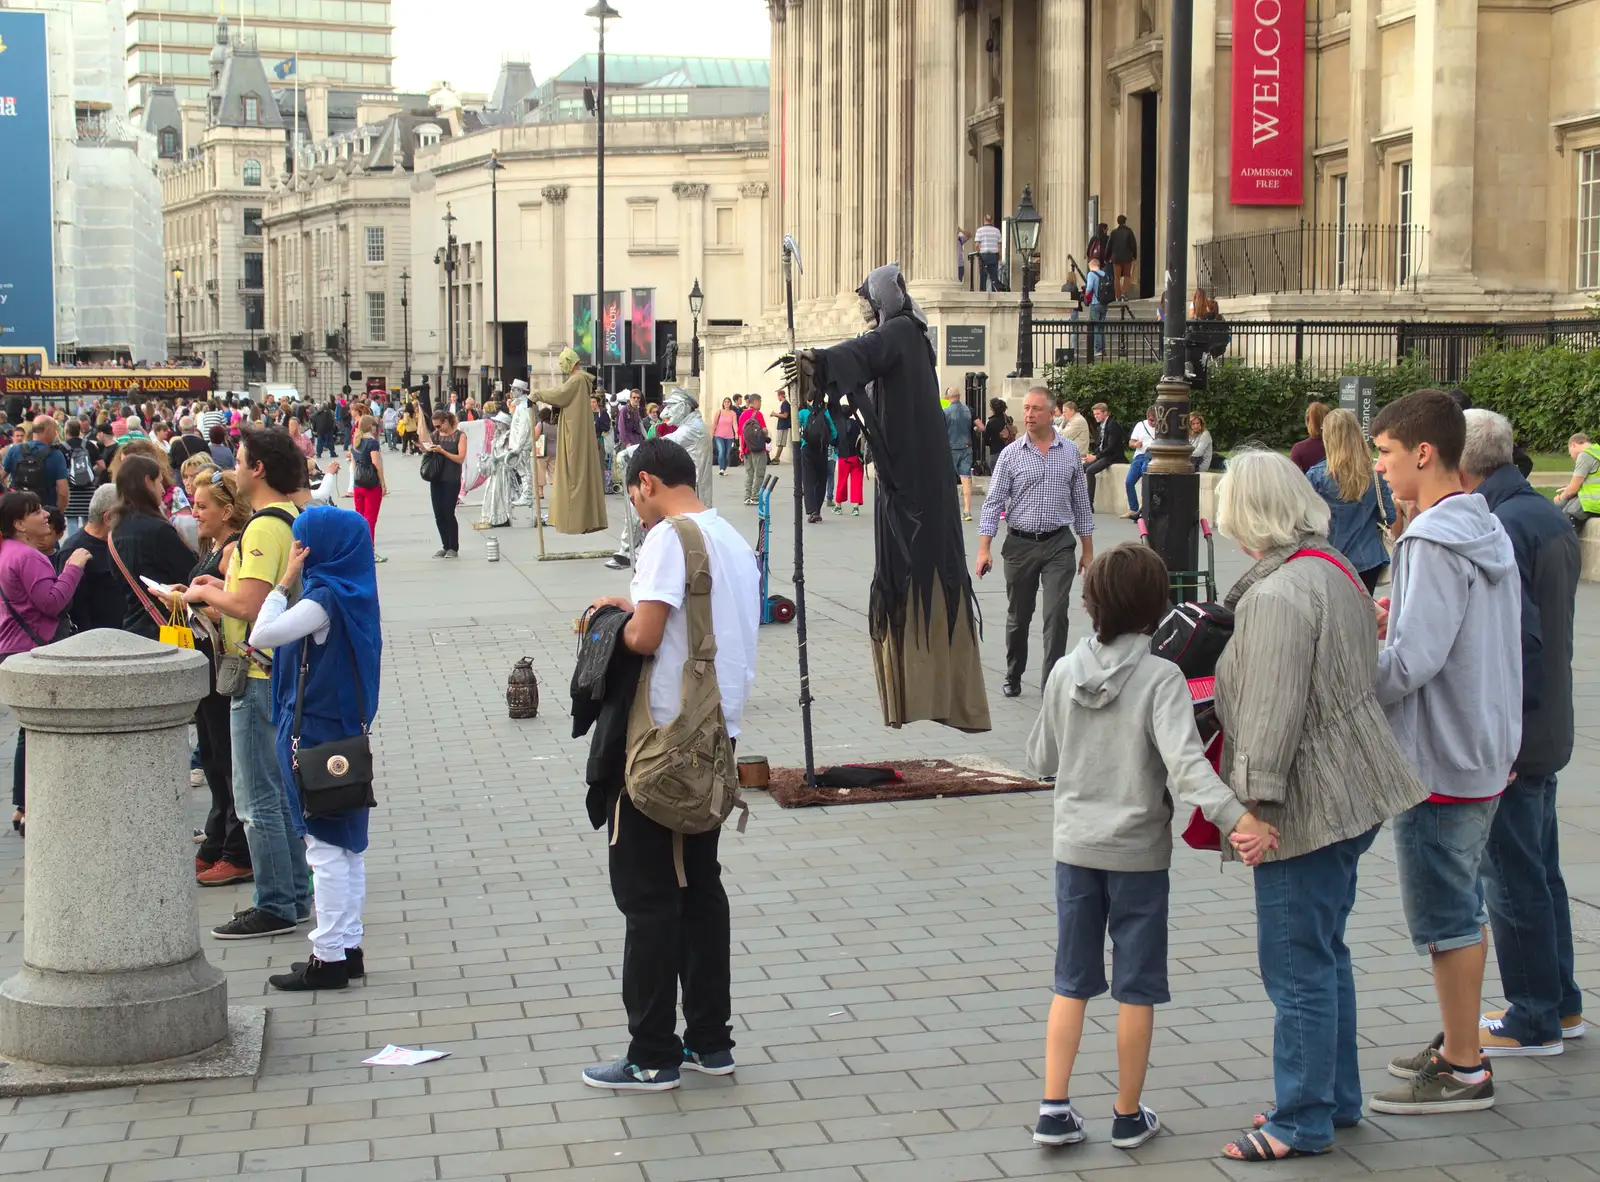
[1054,862,1170,1005]
[1394,797,1499,955]
[952,448,973,478]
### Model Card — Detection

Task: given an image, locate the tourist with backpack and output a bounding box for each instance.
[63,420,97,534]
[581,439,760,1092]
[1085,258,1113,355]
[831,411,865,516]
[4,417,69,514]
[1207,450,1428,1161]
[738,394,769,506]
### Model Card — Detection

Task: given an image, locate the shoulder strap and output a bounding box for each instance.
[666,516,717,667]
[290,611,367,764]
[0,570,47,648]
[1287,547,1365,592]
[107,531,170,631]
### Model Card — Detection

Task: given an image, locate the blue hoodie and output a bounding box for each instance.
[1375,493,1521,800]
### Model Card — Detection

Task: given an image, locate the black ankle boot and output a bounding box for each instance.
[291,946,363,980]
[269,954,349,992]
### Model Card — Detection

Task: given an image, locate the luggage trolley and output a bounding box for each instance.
[755,474,796,625]
[1136,516,1217,603]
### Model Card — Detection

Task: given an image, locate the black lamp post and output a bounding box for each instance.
[1010,185,1042,378]
[587,0,620,388]
[1144,0,1201,601]
[399,268,411,389]
[172,265,185,357]
[485,151,504,394]
[436,203,459,402]
[688,277,704,379]
[341,289,352,395]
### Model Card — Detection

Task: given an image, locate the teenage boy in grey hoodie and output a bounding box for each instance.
[1366,389,1522,1116]
[1025,544,1275,1151]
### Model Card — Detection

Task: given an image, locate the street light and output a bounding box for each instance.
[171,265,185,357]
[485,151,505,396]
[588,0,620,389]
[399,268,411,389]
[341,289,352,395]
[689,277,704,379]
[1009,185,1042,378]
[436,203,459,404]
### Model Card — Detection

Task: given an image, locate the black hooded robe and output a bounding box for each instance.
[810,316,991,733]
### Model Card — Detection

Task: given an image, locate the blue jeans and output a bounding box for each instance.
[1394,797,1497,954]
[1089,303,1107,354]
[1125,451,1151,513]
[1480,774,1582,1043]
[714,436,734,472]
[1254,826,1378,1153]
[316,433,336,458]
[230,677,310,923]
[978,252,1000,291]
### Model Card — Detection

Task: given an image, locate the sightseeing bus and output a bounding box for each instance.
[0,347,213,410]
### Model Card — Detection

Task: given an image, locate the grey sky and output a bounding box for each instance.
[391,0,773,96]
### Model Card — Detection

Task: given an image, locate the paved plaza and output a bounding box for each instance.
[3,452,1600,1182]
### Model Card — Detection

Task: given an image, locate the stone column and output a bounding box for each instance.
[1189,0,1218,248]
[543,185,568,349]
[798,0,822,300]
[817,0,843,300]
[837,0,863,291]
[0,633,219,1068]
[744,182,773,312]
[1413,0,1478,284]
[912,0,958,284]
[886,0,914,271]
[1345,0,1382,225]
[860,0,888,270]
[674,182,709,318]
[769,2,787,311]
[1038,0,1087,282]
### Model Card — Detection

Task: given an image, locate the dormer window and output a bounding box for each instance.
[243,94,260,124]
[415,123,442,149]
[243,158,262,186]
[159,128,177,157]
[361,134,372,155]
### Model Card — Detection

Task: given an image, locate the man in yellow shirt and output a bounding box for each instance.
[185,426,310,939]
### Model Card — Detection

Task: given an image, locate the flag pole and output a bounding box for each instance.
[292,57,299,183]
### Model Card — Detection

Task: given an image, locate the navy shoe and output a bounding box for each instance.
[1033,1105,1085,1146]
[1111,1103,1161,1150]
[682,1048,736,1076]
[582,1059,681,1092]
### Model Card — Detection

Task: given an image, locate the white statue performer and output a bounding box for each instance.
[507,379,534,508]
[658,387,714,509]
[478,411,516,528]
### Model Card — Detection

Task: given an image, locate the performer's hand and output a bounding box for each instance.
[589,595,634,614]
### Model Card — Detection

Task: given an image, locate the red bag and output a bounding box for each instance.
[1179,549,1364,851]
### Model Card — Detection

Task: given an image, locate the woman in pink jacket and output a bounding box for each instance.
[0,491,90,835]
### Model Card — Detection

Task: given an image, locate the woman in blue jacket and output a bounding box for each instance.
[1306,409,1396,594]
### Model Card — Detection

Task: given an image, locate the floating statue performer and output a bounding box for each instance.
[601,387,711,570]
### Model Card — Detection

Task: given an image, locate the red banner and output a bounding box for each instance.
[1229,0,1305,206]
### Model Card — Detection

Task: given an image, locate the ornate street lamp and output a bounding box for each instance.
[341,289,352,395]
[436,203,459,401]
[688,277,704,379]
[1010,185,1042,378]
[485,151,505,394]
[399,268,411,389]
[172,265,185,357]
[587,1,620,389]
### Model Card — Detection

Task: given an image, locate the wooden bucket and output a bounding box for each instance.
[737,755,770,789]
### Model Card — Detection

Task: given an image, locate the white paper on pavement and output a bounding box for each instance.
[362,1045,452,1067]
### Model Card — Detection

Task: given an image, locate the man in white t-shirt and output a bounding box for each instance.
[582,437,760,1093]
[1122,405,1159,520]
[974,214,1004,292]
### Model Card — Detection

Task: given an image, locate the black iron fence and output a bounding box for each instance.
[1195,222,1429,298]
[1033,316,1600,386]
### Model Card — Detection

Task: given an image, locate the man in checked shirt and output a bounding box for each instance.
[976,387,1096,698]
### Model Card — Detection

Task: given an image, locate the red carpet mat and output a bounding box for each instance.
[766,759,1047,808]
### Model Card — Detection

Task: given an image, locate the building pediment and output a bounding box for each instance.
[966,98,1004,156]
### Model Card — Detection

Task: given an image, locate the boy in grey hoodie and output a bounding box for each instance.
[1367,389,1522,1116]
[1025,544,1274,1151]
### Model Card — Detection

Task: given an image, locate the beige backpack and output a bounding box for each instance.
[615,515,748,885]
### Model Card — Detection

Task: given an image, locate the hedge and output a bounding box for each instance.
[1042,344,1600,452]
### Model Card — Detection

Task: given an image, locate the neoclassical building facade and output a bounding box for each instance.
[707,0,1600,397]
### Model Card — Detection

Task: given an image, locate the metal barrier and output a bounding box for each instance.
[1195,222,1429,298]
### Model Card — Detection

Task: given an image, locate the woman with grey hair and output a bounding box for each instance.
[1212,450,1427,1163]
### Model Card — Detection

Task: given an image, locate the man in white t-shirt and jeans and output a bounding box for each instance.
[974,214,1004,291]
[583,437,761,1092]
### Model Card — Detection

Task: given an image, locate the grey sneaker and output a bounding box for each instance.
[1386,1033,1443,1080]
[1370,1048,1494,1115]
[431,548,446,558]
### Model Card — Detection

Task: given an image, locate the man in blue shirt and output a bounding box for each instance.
[4,417,70,512]
[942,390,975,521]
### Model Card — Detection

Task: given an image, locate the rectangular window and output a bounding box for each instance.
[630,204,656,246]
[243,95,259,124]
[1396,163,1414,286]
[1333,174,1348,289]
[714,205,735,246]
[244,296,264,331]
[244,252,264,289]
[367,291,387,342]
[366,225,385,263]
[244,207,263,237]
[1580,147,1600,291]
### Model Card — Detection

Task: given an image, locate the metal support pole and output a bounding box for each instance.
[596,11,608,391]
[1013,259,1035,377]
[1144,0,1200,602]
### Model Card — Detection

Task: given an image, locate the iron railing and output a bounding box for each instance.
[1195,222,1429,298]
[1033,316,1600,385]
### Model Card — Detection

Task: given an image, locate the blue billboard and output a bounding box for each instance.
[0,12,55,361]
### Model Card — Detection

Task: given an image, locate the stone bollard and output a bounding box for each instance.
[0,630,225,1068]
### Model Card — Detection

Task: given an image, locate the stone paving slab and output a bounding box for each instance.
[0,455,1597,1180]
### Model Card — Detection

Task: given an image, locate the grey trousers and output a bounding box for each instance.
[1002,527,1077,688]
[744,450,769,503]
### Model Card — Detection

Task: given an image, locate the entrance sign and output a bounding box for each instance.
[1229,0,1306,206]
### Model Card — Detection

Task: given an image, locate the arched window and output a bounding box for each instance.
[243,158,262,186]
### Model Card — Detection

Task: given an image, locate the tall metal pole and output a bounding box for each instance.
[1144,0,1200,600]
[487,151,503,394]
[779,235,816,789]
[400,268,411,388]
[442,203,457,406]
[341,289,351,394]
[592,5,614,392]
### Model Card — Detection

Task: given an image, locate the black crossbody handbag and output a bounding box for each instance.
[291,633,377,819]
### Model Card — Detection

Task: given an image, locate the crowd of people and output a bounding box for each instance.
[0,389,383,994]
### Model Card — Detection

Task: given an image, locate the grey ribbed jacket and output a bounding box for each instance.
[1214,537,1428,862]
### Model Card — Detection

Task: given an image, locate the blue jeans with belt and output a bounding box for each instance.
[1125,451,1151,513]
[1254,827,1379,1153]
[1481,773,1583,1044]
[231,676,310,923]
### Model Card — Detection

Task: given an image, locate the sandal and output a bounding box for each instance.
[1222,1130,1330,1162]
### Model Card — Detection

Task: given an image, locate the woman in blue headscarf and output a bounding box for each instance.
[248,504,381,991]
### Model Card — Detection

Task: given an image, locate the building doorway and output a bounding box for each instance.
[501,321,528,388]
[1139,91,1158,301]
[985,144,1004,227]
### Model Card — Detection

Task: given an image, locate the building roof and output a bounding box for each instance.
[548,55,768,90]
[212,38,286,129]
[487,61,537,114]
[143,83,182,148]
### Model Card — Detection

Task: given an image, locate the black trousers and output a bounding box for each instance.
[800,445,829,517]
[195,688,250,866]
[1002,527,1077,688]
[430,479,461,551]
[1082,456,1117,505]
[607,790,733,1069]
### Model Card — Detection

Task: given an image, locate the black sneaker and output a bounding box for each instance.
[292,946,363,979]
[268,954,349,992]
[211,907,296,940]
[1033,1105,1085,1146]
[1111,1103,1161,1149]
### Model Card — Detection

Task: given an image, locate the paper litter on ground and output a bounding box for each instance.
[363,1045,451,1067]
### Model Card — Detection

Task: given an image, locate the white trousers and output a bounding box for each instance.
[305,835,365,962]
